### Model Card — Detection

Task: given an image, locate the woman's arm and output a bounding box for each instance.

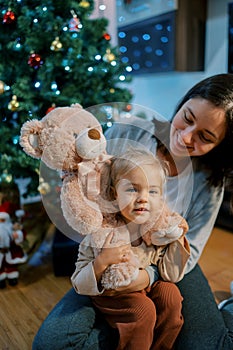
[184,173,224,273]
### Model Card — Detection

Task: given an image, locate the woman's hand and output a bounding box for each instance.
[102,269,150,296]
[93,231,131,282]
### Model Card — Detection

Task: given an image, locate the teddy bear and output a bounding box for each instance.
[20,104,106,234]
[20,104,188,289]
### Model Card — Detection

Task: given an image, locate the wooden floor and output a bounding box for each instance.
[199,226,233,302]
[0,226,232,350]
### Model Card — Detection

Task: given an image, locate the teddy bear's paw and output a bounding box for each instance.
[101,263,139,289]
[151,226,183,245]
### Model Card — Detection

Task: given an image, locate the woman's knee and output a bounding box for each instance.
[33,290,100,350]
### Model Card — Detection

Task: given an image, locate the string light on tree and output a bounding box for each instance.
[95,54,102,61]
[51,81,58,91]
[119,74,126,81]
[13,38,22,51]
[126,65,133,72]
[34,81,41,89]
[0,171,13,183]
[12,135,19,145]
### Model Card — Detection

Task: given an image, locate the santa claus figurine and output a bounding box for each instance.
[0,211,27,288]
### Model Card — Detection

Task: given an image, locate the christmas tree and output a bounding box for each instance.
[0,0,132,197]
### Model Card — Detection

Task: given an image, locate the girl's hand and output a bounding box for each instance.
[100,231,131,265]
[93,231,131,282]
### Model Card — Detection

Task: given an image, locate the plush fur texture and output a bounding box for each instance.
[20,104,188,289]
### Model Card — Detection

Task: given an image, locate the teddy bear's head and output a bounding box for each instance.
[20,104,104,172]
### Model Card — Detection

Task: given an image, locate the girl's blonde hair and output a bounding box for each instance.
[108,148,167,200]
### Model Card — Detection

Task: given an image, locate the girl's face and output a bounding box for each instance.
[170,98,226,157]
[115,164,163,225]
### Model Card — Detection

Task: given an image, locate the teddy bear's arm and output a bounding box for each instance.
[60,174,104,235]
[142,210,189,246]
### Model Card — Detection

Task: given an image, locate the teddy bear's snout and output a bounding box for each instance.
[88,129,101,140]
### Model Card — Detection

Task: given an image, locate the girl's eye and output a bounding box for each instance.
[126,187,137,193]
[150,189,160,195]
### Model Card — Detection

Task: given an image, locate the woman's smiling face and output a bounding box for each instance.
[170,98,226,157]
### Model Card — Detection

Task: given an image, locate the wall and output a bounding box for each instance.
[94,0,231,119]
[91,0,118,45]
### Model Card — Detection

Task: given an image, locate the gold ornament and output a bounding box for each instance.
[103,49,115,62]
[50,37,63,51]
[0,80,5,94]
[109,88,115,93]
[79,1,90,8]
[8,95,19,111]
[38,178,51,195]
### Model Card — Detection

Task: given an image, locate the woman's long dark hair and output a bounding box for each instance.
[154,74,233,208]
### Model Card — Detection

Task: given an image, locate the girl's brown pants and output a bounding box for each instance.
[92,280,184,350]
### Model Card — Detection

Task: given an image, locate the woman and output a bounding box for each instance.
[33,74,233,350]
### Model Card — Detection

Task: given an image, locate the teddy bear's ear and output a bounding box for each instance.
[20,119,44,159]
